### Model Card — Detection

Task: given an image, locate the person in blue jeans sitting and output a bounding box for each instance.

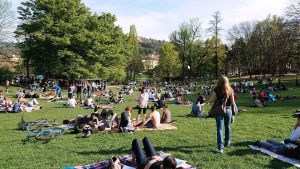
[207,75,238,154]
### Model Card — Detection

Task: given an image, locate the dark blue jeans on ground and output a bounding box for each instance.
[258,140,288,154]
[216,108,232,150]
[132,137,157,169]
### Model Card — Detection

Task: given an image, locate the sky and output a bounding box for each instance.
[10,0,291,41]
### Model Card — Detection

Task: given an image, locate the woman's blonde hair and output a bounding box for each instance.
[217,75,232,97]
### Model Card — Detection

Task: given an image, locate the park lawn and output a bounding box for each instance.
[0,78,300,169]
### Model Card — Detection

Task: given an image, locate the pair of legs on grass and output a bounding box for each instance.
[216,108,232,153]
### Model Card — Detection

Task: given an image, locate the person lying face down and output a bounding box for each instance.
[131,137,177,169]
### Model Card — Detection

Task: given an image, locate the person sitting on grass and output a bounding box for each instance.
[161,103,172,123]
[284,112,300,145]
[154,95,164,109]
[119,106,135,132]
[66,96,77,108]
[131,137,177,169]
[191,98,206,118]
[254,96,264,107]
[137,106,160,129]
[83,96,94,109]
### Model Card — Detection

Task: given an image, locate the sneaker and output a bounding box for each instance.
[216,149,224,154]
[224,143,230,147]
[231,116,235,123]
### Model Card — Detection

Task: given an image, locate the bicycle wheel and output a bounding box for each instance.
[35,128,64,141]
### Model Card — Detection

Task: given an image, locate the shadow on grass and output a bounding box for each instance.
[268,158,295,168]
[77,146,129,156]
[76,145,206,156]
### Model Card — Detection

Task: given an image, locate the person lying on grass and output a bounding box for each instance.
[254,140,300,160]
[131,137,177,169]
[175,96,192,105]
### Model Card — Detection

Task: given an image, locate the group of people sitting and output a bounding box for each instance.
[250,89,276,107]
[16,89,39,99]
[0,95,42,113]
[64,102,173,137]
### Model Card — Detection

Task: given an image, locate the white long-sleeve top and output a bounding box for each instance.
[290,127,300,141]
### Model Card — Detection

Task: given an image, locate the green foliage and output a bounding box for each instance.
[154,43,181,79]
[139,37,166,56]
[15,0,130,81]
[126,25,143,80]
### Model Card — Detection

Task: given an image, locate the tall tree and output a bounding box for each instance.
[127,25,143,80]
[154,43,181,80]
[208,11,222,78]
[170,18,201,80]
[15,0,130,81]
[0,0,14,43]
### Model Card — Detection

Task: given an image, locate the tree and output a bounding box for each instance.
[0,0,14,44]
[170,18,201,79]
[126,25,143,80]
[15,0,130,81]
[285,0,300,84]
[154,43,181,79]
[208,11,222,78]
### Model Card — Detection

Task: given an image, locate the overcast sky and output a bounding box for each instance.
[10,0,291,41]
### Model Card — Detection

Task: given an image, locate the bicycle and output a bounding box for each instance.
[25,124,65,142]
[18,116,56,130]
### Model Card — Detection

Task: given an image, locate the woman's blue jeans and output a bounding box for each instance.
[216,108,232,150]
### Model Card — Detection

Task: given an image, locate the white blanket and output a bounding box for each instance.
[249,145,300,168]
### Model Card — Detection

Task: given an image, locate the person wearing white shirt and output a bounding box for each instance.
[67,96,77,108]
[290,115,300,141]
[136,87,149,122]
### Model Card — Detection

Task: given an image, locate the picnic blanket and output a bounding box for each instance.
[64,151,199,169]
[58,123,177,133]
[135,123,177,131]
[249,145,300,168]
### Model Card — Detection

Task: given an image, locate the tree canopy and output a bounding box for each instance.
[15,0,130,81]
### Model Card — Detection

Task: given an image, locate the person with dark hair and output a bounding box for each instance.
[136,87,149,122]
[139,106,160,128]
[191,98,205,118]
[161,104,172,123]
[207,75,238,154]
[131,137,177,169]
[119,106,135,132]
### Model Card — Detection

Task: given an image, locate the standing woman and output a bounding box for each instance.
[207,75,237,154]
[136,87,149,122]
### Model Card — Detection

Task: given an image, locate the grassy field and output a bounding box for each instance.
[1,76,300,169]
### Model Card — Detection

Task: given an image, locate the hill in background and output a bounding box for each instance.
[139,37,166,57]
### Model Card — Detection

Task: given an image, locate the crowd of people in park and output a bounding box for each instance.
[2,74,300,165]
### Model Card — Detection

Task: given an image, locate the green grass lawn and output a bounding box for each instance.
[1,77,300,169]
